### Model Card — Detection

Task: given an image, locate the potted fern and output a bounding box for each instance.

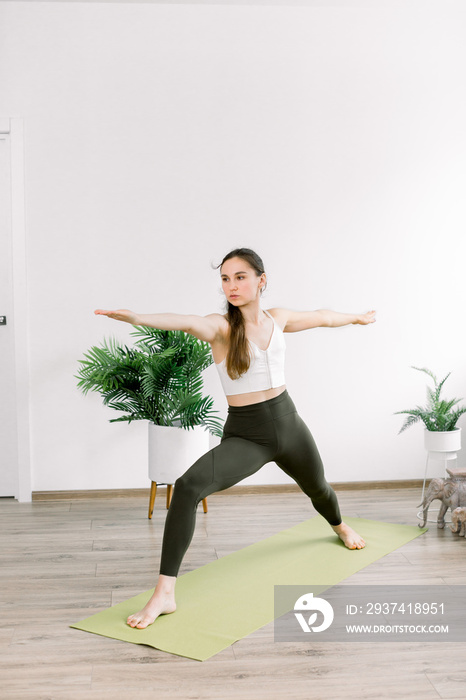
[394,366,466,459]
[75,325,224,514]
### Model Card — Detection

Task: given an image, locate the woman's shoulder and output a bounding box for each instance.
[205,312,229,324]
[265,307,288,331]
[204,313,230,339]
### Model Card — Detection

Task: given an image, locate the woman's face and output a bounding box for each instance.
[220,257,265,306]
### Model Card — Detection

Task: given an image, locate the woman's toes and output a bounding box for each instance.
[127,615,141,627]
[134,614,155,629]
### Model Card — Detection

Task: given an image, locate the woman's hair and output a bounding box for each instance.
[215,248,267,380]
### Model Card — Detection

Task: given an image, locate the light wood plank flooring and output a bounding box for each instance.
[1,485,466,699]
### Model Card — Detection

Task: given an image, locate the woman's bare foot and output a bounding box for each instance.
[331,521,366,549]
[127,575,177,629]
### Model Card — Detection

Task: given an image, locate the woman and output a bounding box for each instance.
[95,247,376,629]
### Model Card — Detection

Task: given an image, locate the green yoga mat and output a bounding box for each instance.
[71,516,427,661]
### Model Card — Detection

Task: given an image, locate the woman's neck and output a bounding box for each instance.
[239,300,264,326]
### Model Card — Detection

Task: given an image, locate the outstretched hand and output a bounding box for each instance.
[94,309,139,324]
[357,310,377,325]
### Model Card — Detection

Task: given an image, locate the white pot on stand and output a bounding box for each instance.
[147,423,210,519]
[418,427,462,523]
[424,427,462,460]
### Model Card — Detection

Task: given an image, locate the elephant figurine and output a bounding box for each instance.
[417,477,466,528]
[450,507,466,536]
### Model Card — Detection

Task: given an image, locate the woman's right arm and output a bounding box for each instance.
[94,309,224,344]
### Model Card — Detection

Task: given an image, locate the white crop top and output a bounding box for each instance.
[214,309,286,395]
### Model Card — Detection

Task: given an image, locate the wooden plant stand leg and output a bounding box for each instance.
[148,482,157,520]
[166,484,173,509]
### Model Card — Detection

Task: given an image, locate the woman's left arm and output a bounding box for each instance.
[271,308,376,332]
[324,309,377,328]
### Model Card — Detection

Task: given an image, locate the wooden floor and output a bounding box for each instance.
[1,485,466,699]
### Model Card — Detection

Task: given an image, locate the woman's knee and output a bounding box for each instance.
[173,474,199,500]
[173,465,213,505]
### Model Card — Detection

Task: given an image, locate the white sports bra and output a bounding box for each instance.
[214,309,286,396]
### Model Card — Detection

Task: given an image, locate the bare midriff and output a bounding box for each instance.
[226,384,286,407]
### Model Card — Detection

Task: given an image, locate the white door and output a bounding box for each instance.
[0,134,19,497]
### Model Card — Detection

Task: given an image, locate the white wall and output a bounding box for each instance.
[1,0,465,492]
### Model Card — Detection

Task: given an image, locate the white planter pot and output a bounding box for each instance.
[424,427,461,461]
[148,423,210,483]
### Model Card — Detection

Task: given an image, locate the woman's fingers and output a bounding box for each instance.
[94,309,118,318]
[358,310,376,325]
[94,308,137,324]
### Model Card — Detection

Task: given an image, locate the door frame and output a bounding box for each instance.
[0,117,32,502]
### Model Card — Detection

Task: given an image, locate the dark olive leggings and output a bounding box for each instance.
[159,389,342,577]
